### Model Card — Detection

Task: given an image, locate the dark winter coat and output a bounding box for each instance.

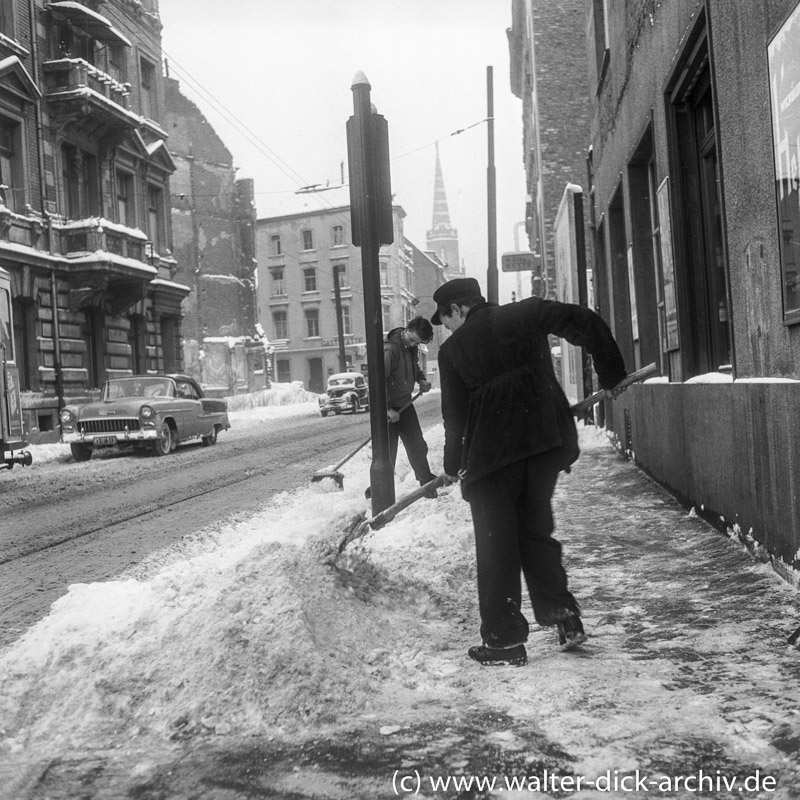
[438,297,626,496]
[384,327,426,408]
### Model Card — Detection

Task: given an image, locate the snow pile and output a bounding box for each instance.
[0,426,470,753]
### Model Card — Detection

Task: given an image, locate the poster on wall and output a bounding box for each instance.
[768,1,800,320]
[657,176,679,350]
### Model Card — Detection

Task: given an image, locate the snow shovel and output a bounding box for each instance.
[311,390,424,489]
[338,474,447,553]
[570,361,659,416]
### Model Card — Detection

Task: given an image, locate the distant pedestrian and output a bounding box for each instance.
[433,278,627,666]
[381,316,438,497]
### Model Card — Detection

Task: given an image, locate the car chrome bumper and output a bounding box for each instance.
[62,429,159,444]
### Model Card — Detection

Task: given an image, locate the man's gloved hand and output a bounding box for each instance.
[387,408,401,423]
[419,380,432,393]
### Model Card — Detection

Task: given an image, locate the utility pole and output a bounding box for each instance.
[486,66,498,304]
[332,264,347,372]
[347,72,395,513]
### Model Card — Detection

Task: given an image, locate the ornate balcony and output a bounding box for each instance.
[42,58,138,140]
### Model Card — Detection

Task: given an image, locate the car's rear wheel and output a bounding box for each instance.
[70,443,93,462]
[201,426,218,446]
[152,422,172,456]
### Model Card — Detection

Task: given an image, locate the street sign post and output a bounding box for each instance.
[501,251,540,272]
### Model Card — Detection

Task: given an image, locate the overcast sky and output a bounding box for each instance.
[158,0,532,303]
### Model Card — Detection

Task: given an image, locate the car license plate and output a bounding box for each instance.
[93,435,117,447]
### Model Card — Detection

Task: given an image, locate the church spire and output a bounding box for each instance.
[426,143,463,276]
[430,142,452,233]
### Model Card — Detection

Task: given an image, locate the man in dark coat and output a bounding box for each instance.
[382,316,437,494]
[433,277,627,666]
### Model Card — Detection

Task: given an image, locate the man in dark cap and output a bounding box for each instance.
[433,277,627,666]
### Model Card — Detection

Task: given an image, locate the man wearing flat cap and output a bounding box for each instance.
[433,277,627,666]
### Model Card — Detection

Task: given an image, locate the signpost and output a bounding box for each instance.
[346,72,395,513]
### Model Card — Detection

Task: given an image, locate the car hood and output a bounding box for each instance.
[66,398,175,417]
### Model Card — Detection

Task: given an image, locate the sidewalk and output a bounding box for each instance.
[2,425,800,799]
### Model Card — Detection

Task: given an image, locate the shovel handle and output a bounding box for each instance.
[570,362,659,416]
[330,390,425,472]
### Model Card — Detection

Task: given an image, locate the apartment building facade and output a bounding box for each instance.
[255,185,432,393]
[0,0,187,441]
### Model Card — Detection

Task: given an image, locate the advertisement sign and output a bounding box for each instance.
[768,2,800,319]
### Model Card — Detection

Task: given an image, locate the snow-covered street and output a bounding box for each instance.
[1,407,799,798]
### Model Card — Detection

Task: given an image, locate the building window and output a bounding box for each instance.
[341,305,351,335]
[271,268,285,296]
[108,44,127,84]
[380,261,389,286]
[0,0,15,39]
[62,144,99,219]
[593,0,610,87]
[116,170,134,227]
[332,224,345,246]
[303,267,317,292]
[269,234,282,256]
[0,117,23,212]
[140,57,155,119]
[273,310,288,339]
[382,303,391,332]
[276,358,291,382]
[305,308,320,337]
[301,229,314,250]
[147,184,165,251]
[334,264,348,288]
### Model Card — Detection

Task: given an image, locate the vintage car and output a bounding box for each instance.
[318,372,370,416]
[60,374,230,462]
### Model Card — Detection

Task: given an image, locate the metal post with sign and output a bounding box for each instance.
[346,72,395,514]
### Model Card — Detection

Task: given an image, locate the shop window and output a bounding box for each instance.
[667,22,732,373]
[12,297,36,391]
[161,316,179,373]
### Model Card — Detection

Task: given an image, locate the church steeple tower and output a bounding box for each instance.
[426,143,463,277]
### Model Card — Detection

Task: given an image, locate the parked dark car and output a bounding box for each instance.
[60,374,230,462]
[318,372,370,416]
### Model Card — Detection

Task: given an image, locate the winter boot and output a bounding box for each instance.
[556,616,587,651]
[468,643,527,667]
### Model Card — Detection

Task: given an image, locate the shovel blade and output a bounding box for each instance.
[311,471,344,489]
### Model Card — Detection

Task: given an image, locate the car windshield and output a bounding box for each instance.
[329,377,355,387]
[103,377,174,400]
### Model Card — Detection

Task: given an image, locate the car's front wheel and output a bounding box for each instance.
[320,410,328,418]
[70,443,93,462]
[152,422,173,456]
[201,426,218,446]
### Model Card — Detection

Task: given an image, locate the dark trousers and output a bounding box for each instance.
[388,405,436,484]
[467,448,579,647]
